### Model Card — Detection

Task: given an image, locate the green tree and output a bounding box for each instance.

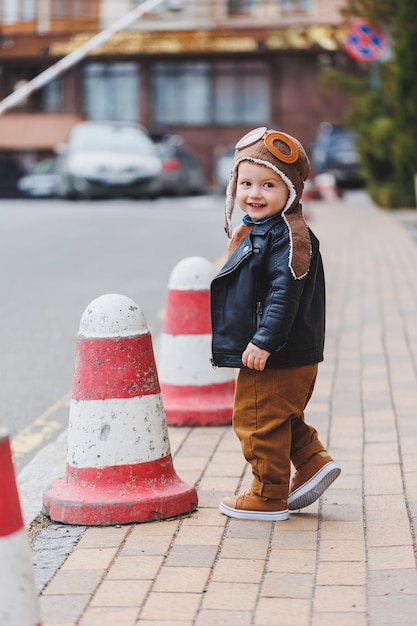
[325,0,417,207]
[391,0,417,204]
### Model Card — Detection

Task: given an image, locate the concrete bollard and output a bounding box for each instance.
[42,293,198,525]
[314,172,339,201]
[0,419,41,626]
[158,256,235,426]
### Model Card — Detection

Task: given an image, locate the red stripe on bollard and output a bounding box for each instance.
[72,334,160,400]
[163,290,211,335]
[0,435,24,537]
[44,457,198,526]
[160,381,236,426]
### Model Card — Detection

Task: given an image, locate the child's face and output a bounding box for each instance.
[236,161,289,222]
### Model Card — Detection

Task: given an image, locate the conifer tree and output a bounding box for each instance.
[391,0,417,203]
[332,0,417,206]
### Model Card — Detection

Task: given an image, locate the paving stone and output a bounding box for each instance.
[368,568,417,595]
[261,571,314,598]
[201,581,259,611]
[255,597,311,626]
[139,592,201,621]
[164,544,218,567]
[78,607,139,626]
[89,579,152,607]
[42,569,104,596]
[105,555,164,580]
[152,566,210,593]
[195,609,253,626]
[314,584,366,612]
[212,558,265,583]
[39,594,90,624]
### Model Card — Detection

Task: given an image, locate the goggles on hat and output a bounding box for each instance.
[235,126,299,164]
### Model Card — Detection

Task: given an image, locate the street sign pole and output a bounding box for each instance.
[370,62,380,91]
[343,19,389,93]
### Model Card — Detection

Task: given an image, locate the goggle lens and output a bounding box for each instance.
[235,128,299,165]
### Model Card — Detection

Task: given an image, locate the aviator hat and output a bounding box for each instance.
[225,127,311,279]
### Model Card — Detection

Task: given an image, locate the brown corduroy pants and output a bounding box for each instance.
[233,363,326,500]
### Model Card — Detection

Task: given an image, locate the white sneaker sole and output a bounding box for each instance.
[219,502,289,521]
[288,461,341,510]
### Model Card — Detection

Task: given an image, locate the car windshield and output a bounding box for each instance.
[34,158,57,174]
[69,124,155,153]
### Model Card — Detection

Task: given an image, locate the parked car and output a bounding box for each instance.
[18,157,60,198]
[153,134,206,196]
[311,122,364,188]
[0,154,24,198]
[55,121,163,199]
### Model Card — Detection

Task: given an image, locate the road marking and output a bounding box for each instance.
[11,392,71,461]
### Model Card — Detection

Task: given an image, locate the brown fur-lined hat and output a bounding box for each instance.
[225,127,311,279]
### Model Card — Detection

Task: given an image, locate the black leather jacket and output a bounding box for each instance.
[210,213,325,369]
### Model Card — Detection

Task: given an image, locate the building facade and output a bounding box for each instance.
[0,0,354,182]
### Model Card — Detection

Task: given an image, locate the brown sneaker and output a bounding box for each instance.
[288,451,341,510]
[219,489,289,521]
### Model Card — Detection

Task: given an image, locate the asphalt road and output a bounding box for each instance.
[0,193,231,472]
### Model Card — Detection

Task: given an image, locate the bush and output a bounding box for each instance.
[368,180,415,209]
[330,0,417,209]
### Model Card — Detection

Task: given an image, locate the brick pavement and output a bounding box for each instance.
[36,193,417,625]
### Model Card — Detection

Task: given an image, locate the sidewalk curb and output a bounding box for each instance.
[18,429,68,528]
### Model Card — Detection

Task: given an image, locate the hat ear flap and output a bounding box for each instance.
[224,163,238,238]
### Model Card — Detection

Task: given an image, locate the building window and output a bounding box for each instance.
[281,0,310,13]
[82,63,140,122]
[152,61,270,126]
[228,0,254,15]
[43,78,62,112]
[51,0,96,18]
[3,0,35,22]
[152,64,211,125]
[214,63,269,125]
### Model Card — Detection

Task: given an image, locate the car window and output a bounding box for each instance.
[34,158,57,174]
[68,124,155,153]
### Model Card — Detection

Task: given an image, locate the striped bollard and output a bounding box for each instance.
[42,293,197,525]
[158,256,235,426]
[0,419,41,626]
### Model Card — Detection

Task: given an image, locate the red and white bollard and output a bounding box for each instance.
[158,257,235,426]
[0,420,41,626]
[301,175,315,222]
[314,172,339,201]
[42,293,198,525]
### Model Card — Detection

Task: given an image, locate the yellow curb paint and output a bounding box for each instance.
[11,392,71,461]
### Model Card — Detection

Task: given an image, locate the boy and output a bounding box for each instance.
[210,127,340,521]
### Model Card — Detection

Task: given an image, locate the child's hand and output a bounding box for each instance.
[242,342,271,371]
